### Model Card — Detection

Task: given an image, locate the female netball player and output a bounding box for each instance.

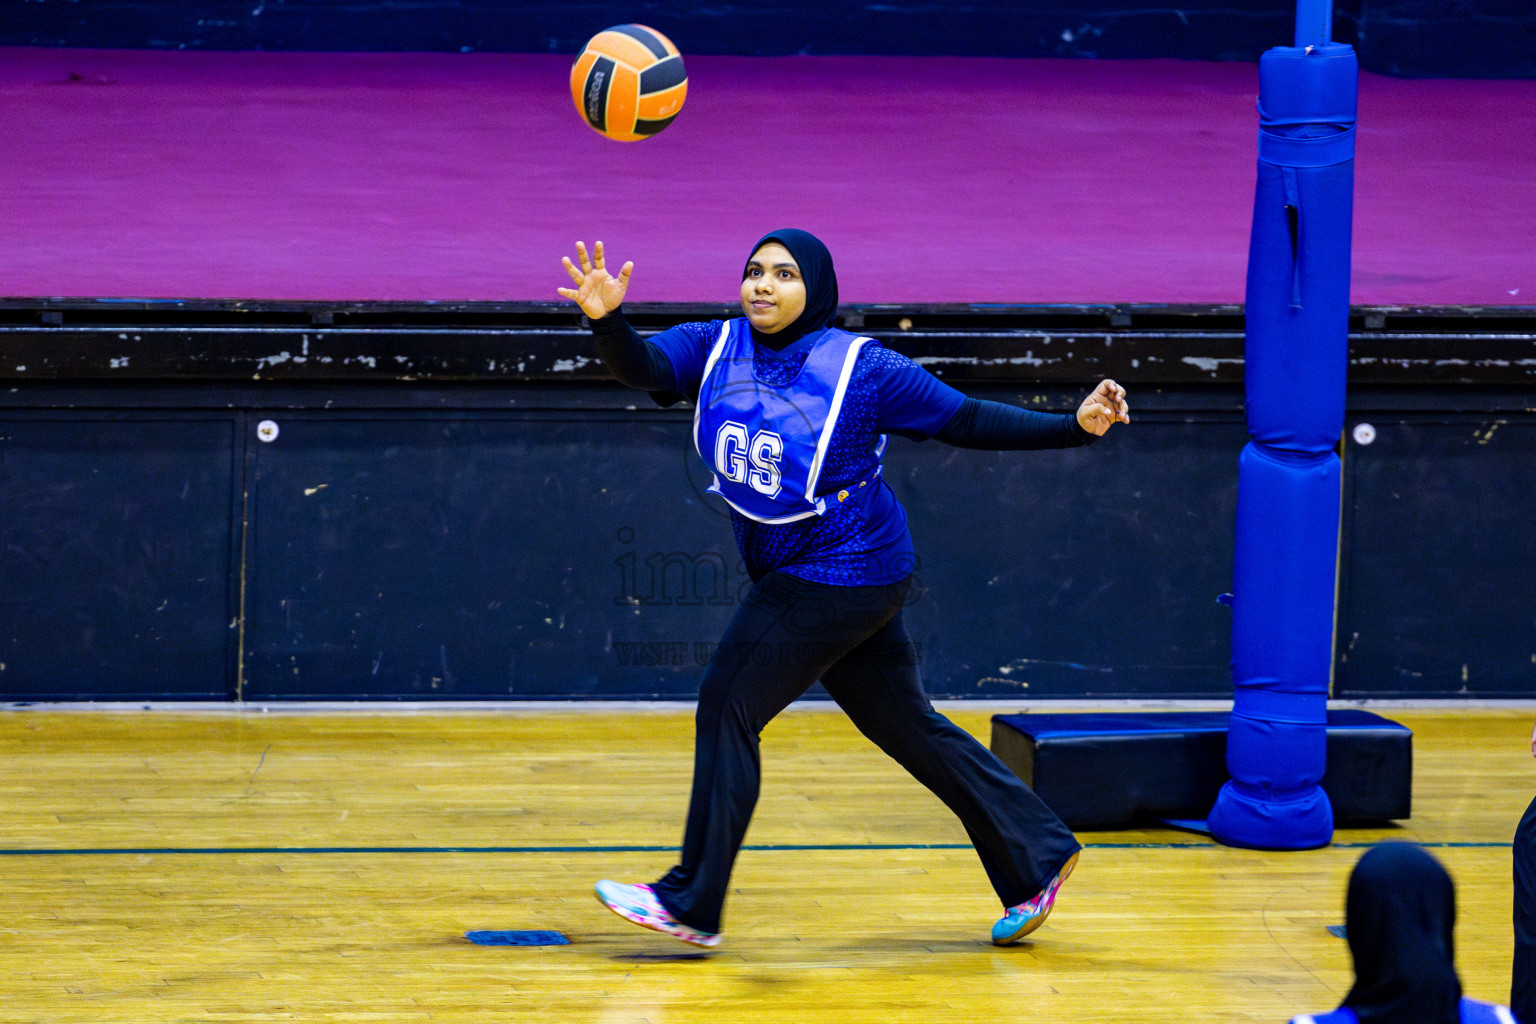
[558,231,1129,949]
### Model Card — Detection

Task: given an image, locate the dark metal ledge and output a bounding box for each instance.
[1,300,1532,386]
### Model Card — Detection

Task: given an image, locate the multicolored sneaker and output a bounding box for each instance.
[594,880,721,948]
[991,850,1080,945]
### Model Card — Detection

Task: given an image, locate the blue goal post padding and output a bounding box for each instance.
[1211,39,1358,852]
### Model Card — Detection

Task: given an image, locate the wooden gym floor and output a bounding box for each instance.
[0,704,1528,1023]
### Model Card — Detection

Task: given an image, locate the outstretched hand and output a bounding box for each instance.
[1076,379,1131,435]
[558,240,632,320]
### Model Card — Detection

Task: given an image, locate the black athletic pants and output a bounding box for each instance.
[648,570,1082,935]
[1515,795,1536,1023]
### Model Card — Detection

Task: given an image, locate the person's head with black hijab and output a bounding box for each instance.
[739,229,838,351]
[1341,842,1462,1024]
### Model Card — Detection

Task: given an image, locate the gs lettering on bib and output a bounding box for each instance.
[693,320,880,524]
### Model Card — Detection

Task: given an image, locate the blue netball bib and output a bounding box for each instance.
[693,320,880,524]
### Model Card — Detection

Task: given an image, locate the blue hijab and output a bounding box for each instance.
[743,229,839,350]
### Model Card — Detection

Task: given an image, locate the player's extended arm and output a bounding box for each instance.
[934,382,1128,450]
[588,310,678,393]
[935,399,1091,450]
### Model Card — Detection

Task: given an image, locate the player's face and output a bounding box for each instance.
[740,243,807,334]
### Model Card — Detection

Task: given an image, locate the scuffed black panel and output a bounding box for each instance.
[0,415,238,699]
[1336,412,1536,696]
[241,410,742,698]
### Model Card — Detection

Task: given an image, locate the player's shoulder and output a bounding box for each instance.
[830,326,882,349]
[664,318,731,349]
[683,317,731,337]
[828,330,910,376]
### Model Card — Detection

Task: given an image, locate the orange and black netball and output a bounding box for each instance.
[570,24,687,142]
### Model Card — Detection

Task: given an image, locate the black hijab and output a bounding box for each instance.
[1342,843,1462,1024]
[742,228,839,351]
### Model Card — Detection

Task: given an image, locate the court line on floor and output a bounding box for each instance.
[0,840,1511,856]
